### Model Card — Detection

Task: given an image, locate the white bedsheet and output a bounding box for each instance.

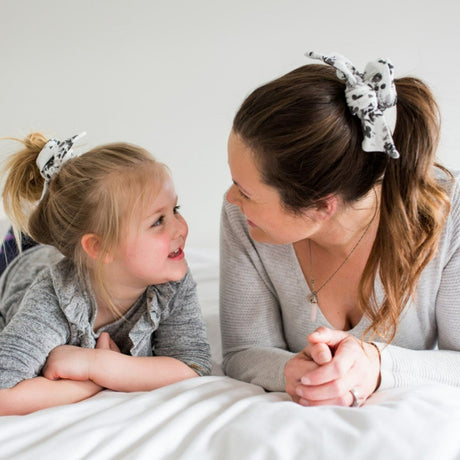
[1,377,460,459]
[1,241,460,459]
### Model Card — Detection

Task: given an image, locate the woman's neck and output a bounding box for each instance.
[310,188,380,259]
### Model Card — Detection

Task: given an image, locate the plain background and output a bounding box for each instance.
[1,0,459,251]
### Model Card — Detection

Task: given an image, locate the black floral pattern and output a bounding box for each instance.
[36,132,87,198]
[307,52,399,159]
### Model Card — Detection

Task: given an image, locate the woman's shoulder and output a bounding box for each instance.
[432,167,460,258]
[434,166,460,193]
[438,167,460,217]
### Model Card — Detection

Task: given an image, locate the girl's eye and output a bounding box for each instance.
[152,216,164,227]
[173,205,181,214]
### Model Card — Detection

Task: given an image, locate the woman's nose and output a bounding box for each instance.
[226,184,238,205]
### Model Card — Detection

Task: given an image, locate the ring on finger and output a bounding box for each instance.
[350,387,362,407]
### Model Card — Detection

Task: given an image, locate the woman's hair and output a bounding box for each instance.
[2,134,167,317]
[232,64,452,341]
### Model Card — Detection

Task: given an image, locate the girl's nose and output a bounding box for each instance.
[173,214,189,240]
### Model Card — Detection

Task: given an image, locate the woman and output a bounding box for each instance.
[220,52,460,407]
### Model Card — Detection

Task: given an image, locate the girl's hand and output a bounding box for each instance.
[294,326,381,407]
[43,332,120,381]
[43,345,93,381]
[95,331,121,352]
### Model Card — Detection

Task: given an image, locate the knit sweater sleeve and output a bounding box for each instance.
[0,260,70,389]
[376,172,460,390]
[220,199,294,391]
[152,269,212,377]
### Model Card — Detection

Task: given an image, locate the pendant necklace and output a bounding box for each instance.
[308,209,377,322]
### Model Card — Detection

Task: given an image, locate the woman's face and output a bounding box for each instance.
[226,132,321,245]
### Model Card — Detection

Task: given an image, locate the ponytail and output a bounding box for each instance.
[361,77,452,340]
[1,133,48,241]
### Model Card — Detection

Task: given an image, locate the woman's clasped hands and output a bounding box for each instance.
[284,327,381,407]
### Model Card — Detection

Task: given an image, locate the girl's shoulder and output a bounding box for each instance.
[0,245,67,325]
[0,245,62,298]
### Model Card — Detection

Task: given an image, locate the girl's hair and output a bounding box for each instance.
[233,64,452,341]
[2,134,167,317]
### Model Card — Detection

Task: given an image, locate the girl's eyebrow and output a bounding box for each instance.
[146,196,178,219]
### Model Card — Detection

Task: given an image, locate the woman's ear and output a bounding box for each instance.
[313,194,338,220]
[80,234,113,263]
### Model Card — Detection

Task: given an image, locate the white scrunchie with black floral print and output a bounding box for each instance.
[36,132,87,199]
[307,51,399,159]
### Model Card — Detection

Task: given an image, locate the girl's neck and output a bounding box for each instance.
[90,270,146,323]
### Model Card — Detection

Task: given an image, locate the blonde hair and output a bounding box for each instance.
[2,133,167,317]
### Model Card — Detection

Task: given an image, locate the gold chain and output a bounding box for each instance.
[308,206,377,306]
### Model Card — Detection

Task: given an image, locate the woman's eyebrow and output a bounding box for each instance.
[232,180,252,197]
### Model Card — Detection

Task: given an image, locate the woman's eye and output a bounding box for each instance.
[238,189,249,200]
[173,205,181,214]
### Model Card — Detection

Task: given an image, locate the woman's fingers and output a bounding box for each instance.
[284,345,320,403]
[298,389,357,407]
[293,327,381,406]
[310,342,333,365]
[301,337,356,385]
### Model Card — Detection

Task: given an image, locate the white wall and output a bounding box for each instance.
[1,0,459,251]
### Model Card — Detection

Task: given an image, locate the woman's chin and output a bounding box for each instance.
[248,227,272,244]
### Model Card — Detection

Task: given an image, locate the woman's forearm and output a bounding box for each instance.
[88,350,198,391]
[0,377,102,416]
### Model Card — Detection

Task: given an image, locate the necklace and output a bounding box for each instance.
[307,208,377,321]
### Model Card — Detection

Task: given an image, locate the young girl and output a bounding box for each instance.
[0,132,211,415]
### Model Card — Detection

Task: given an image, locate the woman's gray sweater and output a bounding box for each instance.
[220,170,460,392]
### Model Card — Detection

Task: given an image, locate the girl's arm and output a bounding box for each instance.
[44,266,211,392]
[43,340,198,392]
[0,330,111,415]
[0,377,102,416]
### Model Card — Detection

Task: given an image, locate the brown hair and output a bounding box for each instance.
[2,134,166,317]
[233,64,452,340]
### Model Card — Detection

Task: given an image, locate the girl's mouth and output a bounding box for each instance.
[168,248,184,259]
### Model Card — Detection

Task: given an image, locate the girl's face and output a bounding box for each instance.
[227,132,321,245]
[110,174,189,288]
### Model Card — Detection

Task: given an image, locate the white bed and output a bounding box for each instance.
[1,240,460,459]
